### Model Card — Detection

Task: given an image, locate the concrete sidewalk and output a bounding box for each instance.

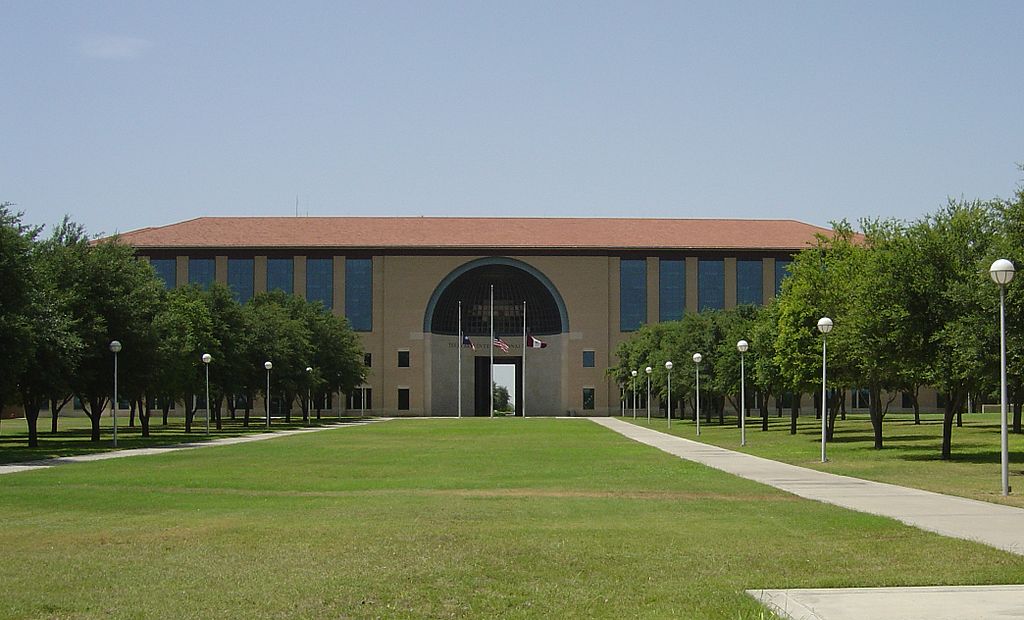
[749,585,1024,620]
[592,417,1024,555]
[0,419,381,476]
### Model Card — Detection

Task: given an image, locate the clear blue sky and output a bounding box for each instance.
[3,1,1022,236]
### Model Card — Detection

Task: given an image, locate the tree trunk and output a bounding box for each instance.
[940,391,966,460]
[790,394,800,435]
[941,399,955,460]
[184,392,196,433]
[956,409,963,428]
[760,392,770,431]
[814,390,822,420]
[129,400,137,428]
[139,398,151,437]
[214,394,224,431]
[869,386,883,449]
[162,401,170,426]
[84,396,106,442]
[21,397,42,448]
[49,395,71,433]
[1014,401,1022,434]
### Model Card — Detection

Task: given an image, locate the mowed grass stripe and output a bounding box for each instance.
[2,419,1024,619]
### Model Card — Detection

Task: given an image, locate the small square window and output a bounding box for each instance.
[582,350,596,368]
[582,388,595,410]
[364,353,372,367]
[398,350,410,367]
[398,388,410,411]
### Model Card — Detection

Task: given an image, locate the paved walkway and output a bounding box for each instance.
[592,418,1024,620]
[0,419,380,476]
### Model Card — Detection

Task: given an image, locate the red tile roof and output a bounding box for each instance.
[114,217,834,251]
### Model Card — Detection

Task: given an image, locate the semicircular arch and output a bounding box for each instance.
[423,258,569,335]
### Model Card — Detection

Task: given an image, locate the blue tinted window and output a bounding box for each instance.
[345,258,372,331]
[306,258,333,310]
[775,259,793,295]
[227,258,254,303]
[267,258,294,294]
[698,259,724,311]
[188,258,215,290]
[736,259,763,306]
[582,350,596,368]
[659,259,685,321]
[619,259,647,331]
[150,258,176,290]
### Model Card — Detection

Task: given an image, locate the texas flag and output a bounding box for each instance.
[526,334,548,349]
[462,334,476,350]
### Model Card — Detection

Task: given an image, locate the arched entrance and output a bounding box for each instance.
[424,258,568,416]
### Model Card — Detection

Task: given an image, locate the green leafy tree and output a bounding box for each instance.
[17,222,84,447]
[0,204,36,416]
[750,299,787,430]
[66,238,163,441]
[992,174,1024,432]
[493,383,511,412]
[912,201,999,458]
[775,222,860,440]
[244,292,313,424]
[153,286,218,433]
[711,305,761,427]
[202,284,251,428]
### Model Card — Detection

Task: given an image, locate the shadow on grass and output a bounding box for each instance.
[0,417,371,465]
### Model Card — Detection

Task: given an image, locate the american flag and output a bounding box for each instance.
[493,337,510,353]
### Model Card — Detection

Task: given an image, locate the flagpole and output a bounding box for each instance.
[490,284,494,418]
[522,300,527,419]
[458,300,462,419]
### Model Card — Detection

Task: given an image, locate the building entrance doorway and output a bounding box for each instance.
[474,356,522,416]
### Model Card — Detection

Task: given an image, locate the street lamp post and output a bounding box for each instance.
[109,340,121,446]
[991,259,1016,496]
[737,340,748,447]
[306,366,313,425]
[817,317,833,463]
[693,353,702,436]
[665,361,673,428]
[631,370,638,419]
[202,353,212,435]
[645,366,652,423]
[264,361,273,430]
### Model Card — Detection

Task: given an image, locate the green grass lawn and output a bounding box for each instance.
[3,418,1024,619]
[621,410,1024,508]
[0,412,356,465]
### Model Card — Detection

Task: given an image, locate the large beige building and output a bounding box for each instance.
[120,216,837,417]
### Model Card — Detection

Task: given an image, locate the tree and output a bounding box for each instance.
[750,299,786,430]
[493,383,511,412]
[992,174,1024,432]
[17,221,84,447]
[911,201,998,459]
[711,305,761,427]
[774,222,860,441]
[202,284,251,429]
[0,204,36,416]
[67,238,164,441]
[244,292,313,424]
[153,286,218,433]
